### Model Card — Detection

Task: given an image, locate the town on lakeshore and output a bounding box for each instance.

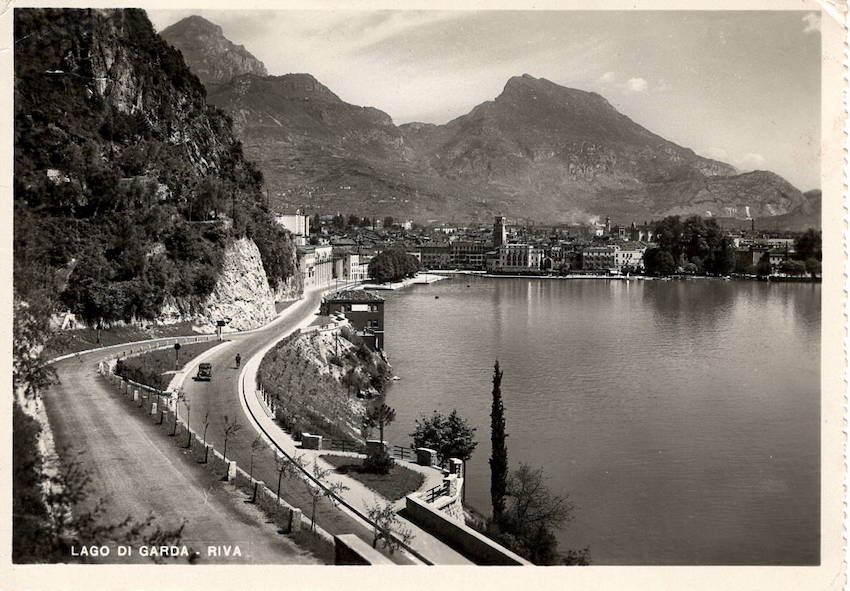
[280,210,821,284]
[10,6,832,583]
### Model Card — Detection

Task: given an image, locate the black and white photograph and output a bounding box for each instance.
[6,1,845,589]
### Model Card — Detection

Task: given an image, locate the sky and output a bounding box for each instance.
[149,10,822,191]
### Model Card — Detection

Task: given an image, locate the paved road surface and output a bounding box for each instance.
[180,287,472,565]
[44,348,322,565]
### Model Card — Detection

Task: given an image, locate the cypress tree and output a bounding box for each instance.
[490,360,508,524]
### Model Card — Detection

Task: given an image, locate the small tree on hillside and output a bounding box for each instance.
[411,409,478,498]
[221,415,242,475]
[176,390,192,448]
[276,452,305,500]
[498,463,576,565]
[367,498,414,553]
[363,402,397,474]
[305,461,349,533]
[490,361,508,525]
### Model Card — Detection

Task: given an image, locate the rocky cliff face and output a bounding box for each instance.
[159,238,277,331]
[159,15,268,90]
[14,9,300,331]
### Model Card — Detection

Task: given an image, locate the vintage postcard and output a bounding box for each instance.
[3,0,845,589]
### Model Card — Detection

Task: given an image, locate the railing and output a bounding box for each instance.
[329,438,366,454]
[390,444,414,462]
[424,481,449,504]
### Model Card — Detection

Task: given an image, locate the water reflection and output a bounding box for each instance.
[381,277,820,565]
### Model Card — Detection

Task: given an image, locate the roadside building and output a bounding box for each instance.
[341,253,371,282]
[320,290,385,350]
[298,244,334,289]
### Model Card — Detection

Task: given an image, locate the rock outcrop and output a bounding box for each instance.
[158,238,277,331]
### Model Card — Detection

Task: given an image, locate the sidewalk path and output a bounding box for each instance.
[240,361,472,565]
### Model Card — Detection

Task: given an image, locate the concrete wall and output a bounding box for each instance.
[334,534,393,565]
[404,494,531,566]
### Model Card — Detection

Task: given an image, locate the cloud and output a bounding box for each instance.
[626,77,648,93]
[737,152,767,170]
[802,12,820,34]
[599,71,616,83]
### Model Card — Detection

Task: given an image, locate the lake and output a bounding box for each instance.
[380,276,820,565]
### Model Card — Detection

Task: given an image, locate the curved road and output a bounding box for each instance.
[173,287,401,560]
[44,345,321,564]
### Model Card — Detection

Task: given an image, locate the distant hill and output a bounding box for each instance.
[160,15,267,90]
[755,189,821,231]
[165,18,812,225]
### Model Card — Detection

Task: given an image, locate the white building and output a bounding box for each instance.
[276,212,310,245]
[344,254,371,282]
[495,243,544,272]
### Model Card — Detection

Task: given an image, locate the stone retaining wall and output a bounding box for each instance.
[404,494,530,566]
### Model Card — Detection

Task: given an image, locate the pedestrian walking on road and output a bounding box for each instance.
[235,353,242,369]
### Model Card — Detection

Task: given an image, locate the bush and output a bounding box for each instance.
[362,449,395,475]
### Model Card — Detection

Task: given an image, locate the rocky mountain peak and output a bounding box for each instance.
[160,14,267,89]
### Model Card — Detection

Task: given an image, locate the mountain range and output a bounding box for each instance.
[161,15,816,229]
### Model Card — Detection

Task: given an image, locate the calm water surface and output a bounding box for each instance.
[381,277,820,565]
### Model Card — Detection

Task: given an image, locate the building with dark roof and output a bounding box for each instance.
[321,290,385,350]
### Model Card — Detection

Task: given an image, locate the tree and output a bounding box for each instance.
[365,402,396,444]
[276,452,305,501]
[713,237,737,276]
[497,463,577,565]
[412,409,478,500]
[368,248,419,283]
[367,498,414,553]
[805,257,821,278]
[411,410,478,466]
[795,228,822,262]
[176,389,191,447]
[248,435,263,480]
[363,402,397,474]
[780,259,807,276]
[305,461,349,532]
[756,253,773,277]
[200,409,211,462]
[490,361,508,524]
[221,415,242,477]
[643,248,676,276]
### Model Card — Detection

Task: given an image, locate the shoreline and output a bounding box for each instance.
[426,270,820,283]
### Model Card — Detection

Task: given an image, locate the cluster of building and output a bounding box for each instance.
[276,212,373,290]
[278,209,804,287]
[409,216,654,275]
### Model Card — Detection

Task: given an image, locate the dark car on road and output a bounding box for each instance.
[196,362,213,381]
